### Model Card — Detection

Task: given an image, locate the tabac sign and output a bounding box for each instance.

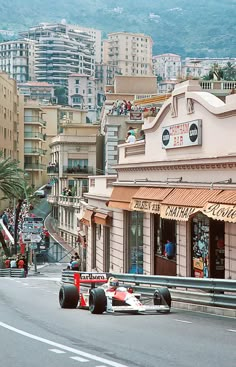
[162,119,202,149]
[130,199,161,214]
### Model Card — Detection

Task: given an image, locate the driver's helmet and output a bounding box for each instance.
[108,277,119,288]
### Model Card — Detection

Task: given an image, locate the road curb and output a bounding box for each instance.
[173,301,236,318]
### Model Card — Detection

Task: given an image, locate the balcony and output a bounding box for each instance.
[24,147,47,155]
[24,163,46,171]
[24,132,44,140]
[47,165,59,174]
[63,166,94,175]
[58,194,81,208]
[47,195,59,205]
[24,116,47,127]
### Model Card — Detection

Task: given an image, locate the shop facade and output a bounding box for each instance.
[83,81,236,279]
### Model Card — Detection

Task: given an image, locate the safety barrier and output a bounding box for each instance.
[61,270,236,309]
[0,268,25,278]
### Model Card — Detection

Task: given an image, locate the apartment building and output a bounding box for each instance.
[19,23,96,85]
[0,39,36,82]
[0,72,24,212]
[18,81,56,103]
[153,53,182,81]
[104,32,153,77]
[47,108,103,247]
[68,74,97,122]
[182,57,236,79]
[24,102,47,189]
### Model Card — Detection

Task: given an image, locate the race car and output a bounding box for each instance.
[59,272,171,314]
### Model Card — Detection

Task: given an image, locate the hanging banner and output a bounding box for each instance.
[130,199,161,214]
[160,205,199,221]
[203,203,236,223]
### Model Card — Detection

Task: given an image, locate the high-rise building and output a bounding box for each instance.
[19,23,96,86]
[0,39,36,82]
[104,32,153,77]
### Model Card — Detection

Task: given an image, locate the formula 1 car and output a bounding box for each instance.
[59,272,171,314]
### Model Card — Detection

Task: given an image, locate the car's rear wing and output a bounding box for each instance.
[74,272,108,292]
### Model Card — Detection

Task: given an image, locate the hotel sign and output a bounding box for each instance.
[162,119,202,149]
[130,199,161,214]
[203,203,236,223]
[160,205,199,221]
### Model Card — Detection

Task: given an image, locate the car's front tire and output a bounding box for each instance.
[89,288,107,314]
[154,287,171,311]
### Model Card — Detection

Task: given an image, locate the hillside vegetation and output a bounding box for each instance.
[0,0,235,57]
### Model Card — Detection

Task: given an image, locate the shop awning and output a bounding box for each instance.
[203,190,236,223]
[108,186,139,211]
[130,187,173,214]
[160,188,222,221]
[80,209,94,226]
[94,212,112,226]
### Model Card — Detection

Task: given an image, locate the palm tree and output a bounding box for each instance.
[208,63,224,81]
[222,62,236,81]
[0,151,25,256]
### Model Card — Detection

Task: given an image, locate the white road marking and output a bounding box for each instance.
[228,329,236,333]
[70,356,89,362]
[174,319,192,324]
[0,322,128,367]
[49,349,66,354]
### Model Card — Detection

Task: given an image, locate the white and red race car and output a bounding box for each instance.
[59,272,171,314]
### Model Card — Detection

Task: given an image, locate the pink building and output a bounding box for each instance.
[82,80,236,279]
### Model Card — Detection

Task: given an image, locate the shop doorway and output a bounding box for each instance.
[154,215,177,276]
[191,213,225,278]
[127,211,144,274]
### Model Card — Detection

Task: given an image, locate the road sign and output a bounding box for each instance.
[30,243,38,250]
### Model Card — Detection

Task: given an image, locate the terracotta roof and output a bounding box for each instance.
[132,187,173,201]
[161,188,222,207]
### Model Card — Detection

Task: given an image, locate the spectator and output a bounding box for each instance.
[5,258,10,268]
[164,240,176,260]
[10,257,17,268]
[126,132,136,144]
[128,126,135,136]
[137,130,145,141]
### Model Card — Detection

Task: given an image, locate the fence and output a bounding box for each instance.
[61,270,236,310]
[0,268,25,278]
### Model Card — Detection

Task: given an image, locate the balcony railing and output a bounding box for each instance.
[47,166,59,174]
[58,195,81,208]
[24,132,44,140]
[63,166,94,175]
[24,163,46,170]
[24,116,47,126]
[24,147,47,155]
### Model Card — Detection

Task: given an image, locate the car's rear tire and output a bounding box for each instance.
[59,285,79,308]
[89,288,107,314]
[154,287,171,310]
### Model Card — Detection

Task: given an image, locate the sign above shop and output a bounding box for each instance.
[203,203,236,223]
[160,205,199,221]
[130,199,161,214]
[162,119,202,149]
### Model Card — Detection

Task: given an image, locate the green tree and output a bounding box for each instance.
[222,62,236,81]
[54,87,68,105]
[208,63,224,81]
[0,152,25,256]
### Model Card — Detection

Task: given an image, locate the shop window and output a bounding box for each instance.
[127,211,143,274]
[192,213,209,278]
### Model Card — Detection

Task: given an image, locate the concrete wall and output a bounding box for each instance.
[114,76,157,94]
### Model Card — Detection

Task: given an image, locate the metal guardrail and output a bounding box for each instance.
[0,268,25,278]
[61,270,236,309]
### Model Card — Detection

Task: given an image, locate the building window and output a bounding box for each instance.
[76,80,80,84]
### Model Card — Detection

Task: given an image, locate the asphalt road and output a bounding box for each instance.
[0,264,235,367]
